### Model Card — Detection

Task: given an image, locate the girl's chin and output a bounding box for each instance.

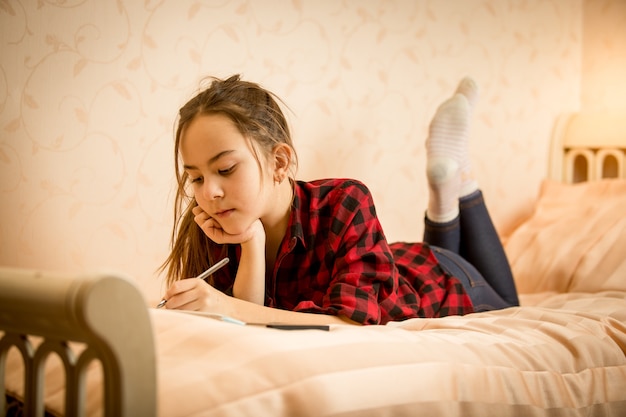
[218,220,251,236]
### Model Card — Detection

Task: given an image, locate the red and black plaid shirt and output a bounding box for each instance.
[211,178,473,324]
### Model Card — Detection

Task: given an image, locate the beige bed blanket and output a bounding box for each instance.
[150,291,626,416]
[5,179,626,416]
[7,291,624,416]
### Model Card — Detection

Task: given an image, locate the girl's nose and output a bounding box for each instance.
[203,181,223,200]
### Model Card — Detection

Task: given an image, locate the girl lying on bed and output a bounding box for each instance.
[159,75,519,325]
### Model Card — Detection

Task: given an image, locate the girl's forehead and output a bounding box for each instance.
[182,114,245,148]
[180,113,266,164]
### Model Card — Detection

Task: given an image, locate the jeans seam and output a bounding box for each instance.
[473,303,498,312]
[432,247,482,288]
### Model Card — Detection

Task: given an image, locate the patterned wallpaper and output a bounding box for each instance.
[581,0,626,113]
[0,0,617,302]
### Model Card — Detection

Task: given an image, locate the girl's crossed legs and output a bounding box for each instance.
[423,79,519,311]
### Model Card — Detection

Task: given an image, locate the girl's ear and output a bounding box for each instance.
[272,143,293,183]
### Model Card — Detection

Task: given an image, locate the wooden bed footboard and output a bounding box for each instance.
[0,267,156,417]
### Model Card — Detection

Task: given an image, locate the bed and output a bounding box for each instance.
[2,112,626,416]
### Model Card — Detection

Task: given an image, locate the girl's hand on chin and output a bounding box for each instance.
[193,206,265,245]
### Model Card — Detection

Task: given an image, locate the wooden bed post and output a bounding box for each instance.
[0,268,157,417]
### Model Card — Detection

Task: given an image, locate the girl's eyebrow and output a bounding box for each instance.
[183,150,235,170]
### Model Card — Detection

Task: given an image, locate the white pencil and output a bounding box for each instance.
[156,257,230,309]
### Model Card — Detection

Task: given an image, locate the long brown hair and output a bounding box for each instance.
[160,75,297,286]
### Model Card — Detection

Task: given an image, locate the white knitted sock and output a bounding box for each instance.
[425,94,469,222]
[455,76,479,110]
[453,77,479,197]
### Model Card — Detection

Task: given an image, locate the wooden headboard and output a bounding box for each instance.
[550,113,626,183]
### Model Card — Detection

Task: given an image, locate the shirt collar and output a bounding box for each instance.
[285,180,307,249]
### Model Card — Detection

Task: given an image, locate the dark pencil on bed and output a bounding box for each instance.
[156,257,229,309]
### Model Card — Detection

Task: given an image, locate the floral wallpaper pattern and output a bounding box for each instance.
[0,0,623,301]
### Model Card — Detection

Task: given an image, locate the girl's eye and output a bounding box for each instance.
[218,165,236,175]
[189,176,203,184]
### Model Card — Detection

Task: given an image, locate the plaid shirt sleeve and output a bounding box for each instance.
[281,179,473,325]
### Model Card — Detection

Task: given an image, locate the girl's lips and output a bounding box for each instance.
[214,209,234,218]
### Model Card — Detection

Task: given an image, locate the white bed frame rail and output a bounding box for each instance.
[0,267,156,417]
[550,113,626,182]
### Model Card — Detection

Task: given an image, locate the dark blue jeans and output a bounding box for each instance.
[423,190,519,311]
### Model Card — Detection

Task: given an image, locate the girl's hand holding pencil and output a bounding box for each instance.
[156,257,230,309]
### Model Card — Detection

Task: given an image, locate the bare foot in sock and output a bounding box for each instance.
[425,93,471,222]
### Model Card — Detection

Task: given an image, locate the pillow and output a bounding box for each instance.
[504,179,626,294]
